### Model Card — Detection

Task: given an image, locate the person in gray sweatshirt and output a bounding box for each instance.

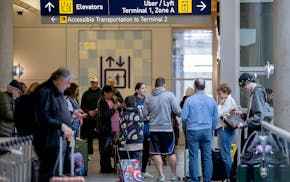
[143,77,182,182]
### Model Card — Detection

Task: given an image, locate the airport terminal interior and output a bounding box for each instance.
[1,0,290,181]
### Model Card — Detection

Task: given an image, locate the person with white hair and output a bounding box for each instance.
[34,67,82,182]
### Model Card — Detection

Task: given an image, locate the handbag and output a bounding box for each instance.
[223,112,244,130]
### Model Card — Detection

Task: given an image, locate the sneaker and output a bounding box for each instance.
[142,172,154,178]
[170,175,181,181]
[157,175,165,182]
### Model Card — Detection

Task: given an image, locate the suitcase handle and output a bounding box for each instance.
[59,136,75,176]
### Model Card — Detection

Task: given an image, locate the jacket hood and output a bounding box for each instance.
[253,84,267,98]
[151,87,166,96]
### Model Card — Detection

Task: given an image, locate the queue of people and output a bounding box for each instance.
[0,67,271,182]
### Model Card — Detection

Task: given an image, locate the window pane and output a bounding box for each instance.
[172,29,213,100]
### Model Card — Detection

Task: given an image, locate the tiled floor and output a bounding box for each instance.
[85,139,186,182]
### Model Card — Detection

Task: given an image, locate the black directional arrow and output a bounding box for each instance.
[106,56,115,67]
[116,56,125,67]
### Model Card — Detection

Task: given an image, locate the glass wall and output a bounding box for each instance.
[240,1,273,106]
[172,30,213,102]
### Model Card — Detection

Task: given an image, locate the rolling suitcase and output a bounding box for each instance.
[75,128,88,176]
[117,149,142,182]
[212,149,227,181]
[75,139,88,176]
[49,137,85,182]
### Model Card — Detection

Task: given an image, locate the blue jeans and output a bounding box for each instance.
[186,129,212,182]
[187,129,212,182]
[217,127,235,178]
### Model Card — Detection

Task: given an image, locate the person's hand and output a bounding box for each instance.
[234,110,243,116]
[88,110,96,117]
[176,117,181,125]
[113,103,120,110]
[61,123,73,141]
[237,122,244,129]
[219,98,225,105]
[72,109,82,119]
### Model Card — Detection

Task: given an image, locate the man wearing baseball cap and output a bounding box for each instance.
[237,73,267,136]
[81,76,102,160]
[0,80,24,136]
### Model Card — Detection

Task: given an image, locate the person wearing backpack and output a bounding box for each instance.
[14,82,40,137]
[119,96,144,167]
[0,80,24,137]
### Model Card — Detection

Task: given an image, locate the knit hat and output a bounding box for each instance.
[185,87,194,96]
[9,80,23,92]
[239,73,254,86]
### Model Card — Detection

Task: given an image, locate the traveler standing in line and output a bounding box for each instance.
[143,77,182,182]
[14,82,40,137]
[65,82,82,133]
[64,82,82,174]
[180,87,194,149]
[181,79,219,182]
[80,76,102,160]
[134,82,154,179]
[108,77,123,139]
[119,96,144,169]
[237,73,267,136]
[97,85,120,173]
[0,80,24,137]
[216,83,238,180]
[34,68,82,182]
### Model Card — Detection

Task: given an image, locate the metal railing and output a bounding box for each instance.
[261,121,290,142]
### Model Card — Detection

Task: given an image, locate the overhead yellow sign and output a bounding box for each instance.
[178,0,192,14]
[59,0,73,14]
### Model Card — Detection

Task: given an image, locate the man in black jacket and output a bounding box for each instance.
[34,67,82,182]
[80,76,102,160]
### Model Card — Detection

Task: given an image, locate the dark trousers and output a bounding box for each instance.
[141,135,150,172]
[38,139,67,182]
[98,134,114,172]
[83,118,95,154]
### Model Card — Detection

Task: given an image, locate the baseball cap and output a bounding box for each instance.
[239,73,254,86]
[89,76,98,82]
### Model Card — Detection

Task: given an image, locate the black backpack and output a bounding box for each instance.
[240,131,289,166]
[14,93,37,137]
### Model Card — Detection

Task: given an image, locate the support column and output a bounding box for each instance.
[274,1,290,130]
[0,0,14,90]
[220,0,240,103]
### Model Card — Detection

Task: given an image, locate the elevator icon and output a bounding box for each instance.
[178,0,192,14]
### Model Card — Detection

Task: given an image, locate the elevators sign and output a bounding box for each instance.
[100,56,131,89]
